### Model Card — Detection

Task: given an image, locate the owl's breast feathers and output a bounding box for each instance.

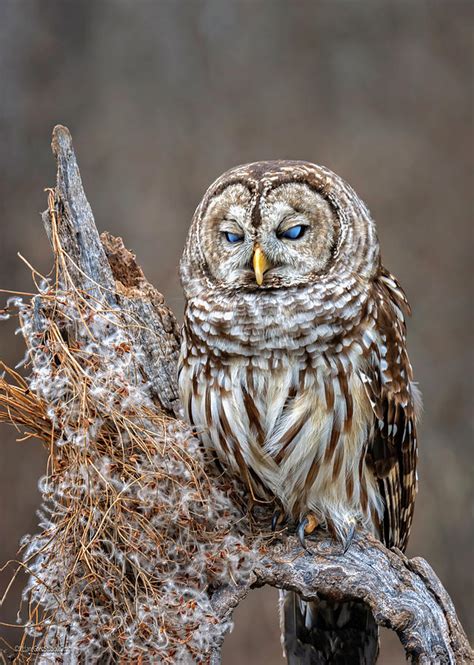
[178,267,419,550]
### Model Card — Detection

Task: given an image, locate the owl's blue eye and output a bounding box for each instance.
[224,231,244,244]
[279,225,307,240]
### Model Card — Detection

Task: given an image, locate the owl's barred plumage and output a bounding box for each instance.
[179,161,420,663]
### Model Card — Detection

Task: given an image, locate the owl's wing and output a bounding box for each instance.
[361,268,420,551]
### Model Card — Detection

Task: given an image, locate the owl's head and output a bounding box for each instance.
[180,161,379,298]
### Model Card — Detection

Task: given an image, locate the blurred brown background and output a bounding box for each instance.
[0,1,472,663]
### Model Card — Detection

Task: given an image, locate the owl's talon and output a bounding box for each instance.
[297,518,310,551]
[297,513,319,551]
[271,509,284,531]
[343,520,356,553]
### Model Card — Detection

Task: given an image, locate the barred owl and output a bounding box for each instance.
[178,161,420,663]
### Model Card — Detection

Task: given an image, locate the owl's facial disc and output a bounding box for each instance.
[200,181,339,289]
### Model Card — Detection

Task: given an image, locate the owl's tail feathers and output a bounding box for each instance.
[280,591,379,665]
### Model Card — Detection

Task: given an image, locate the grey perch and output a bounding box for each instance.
[40,125,472,664]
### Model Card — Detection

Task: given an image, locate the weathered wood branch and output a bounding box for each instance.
[41,125,181,416]
[211,531,472,664]
[25,125,473,663]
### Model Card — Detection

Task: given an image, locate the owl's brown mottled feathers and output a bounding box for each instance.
[364,267,420,551]
[178,161,420,663]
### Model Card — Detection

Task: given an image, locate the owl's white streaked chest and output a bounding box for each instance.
[178,336,382,534]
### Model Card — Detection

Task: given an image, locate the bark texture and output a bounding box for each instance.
[41,126,181,416]
[37,125,473,664]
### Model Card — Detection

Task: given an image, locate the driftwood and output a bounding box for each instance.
[5,125,471,664]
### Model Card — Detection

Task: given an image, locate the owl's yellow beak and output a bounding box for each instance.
[252,245,270,286]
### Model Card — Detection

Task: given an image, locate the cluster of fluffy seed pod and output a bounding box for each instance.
[1,285,257,663]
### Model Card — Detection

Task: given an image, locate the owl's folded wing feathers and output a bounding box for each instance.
[360,268,420,551]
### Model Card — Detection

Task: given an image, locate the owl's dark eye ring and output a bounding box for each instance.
[278,224,307,240]
[224,231,244,244]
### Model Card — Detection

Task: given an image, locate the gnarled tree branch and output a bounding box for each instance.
[211,531,471,663]
[3,125,471,664]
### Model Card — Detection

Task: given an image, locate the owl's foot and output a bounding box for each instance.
[297,513,319,551]
[271,509,287,532]
[342,519,357,553]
